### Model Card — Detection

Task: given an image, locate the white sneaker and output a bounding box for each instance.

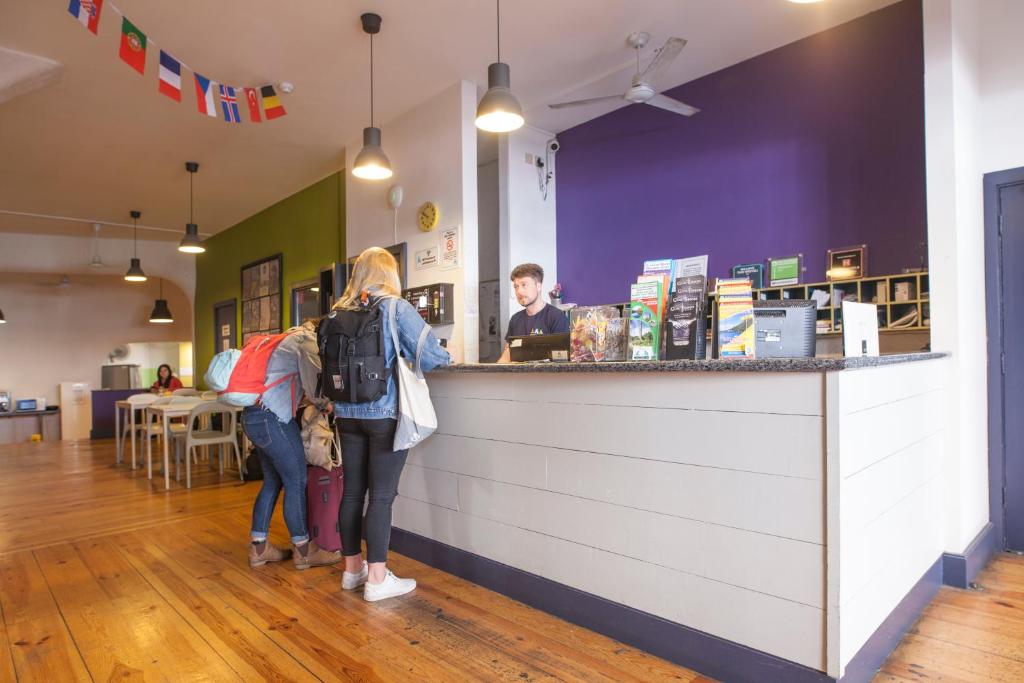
[363,570,416,602]
[342,561,368,590]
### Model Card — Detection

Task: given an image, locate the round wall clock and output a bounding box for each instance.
[417,201,440,232]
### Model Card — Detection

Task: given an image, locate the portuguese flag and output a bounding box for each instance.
[261,85,286,120]
[119,17,147,75]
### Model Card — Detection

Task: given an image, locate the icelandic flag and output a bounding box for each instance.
[158,51,182,102]
[68,0,103,35]
[194,73,218,118]
[219,85,241,123]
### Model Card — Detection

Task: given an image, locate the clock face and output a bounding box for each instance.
[418,201,439,232]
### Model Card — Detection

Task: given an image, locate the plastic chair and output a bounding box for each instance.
[172,388,201,397]
[200,390,218,400]
[119,393,158,469]
[180,401,242,488]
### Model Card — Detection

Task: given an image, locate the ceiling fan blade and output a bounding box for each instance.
[645,94,700,117]
[639,37,686,85]
[548,94,624,110]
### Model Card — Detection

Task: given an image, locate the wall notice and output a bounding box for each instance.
[415,246,438,270]
[440,227,459,269]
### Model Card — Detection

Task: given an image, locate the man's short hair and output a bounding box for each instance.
[510,263,544,283]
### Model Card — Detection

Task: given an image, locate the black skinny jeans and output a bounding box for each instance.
[337,417,408,563]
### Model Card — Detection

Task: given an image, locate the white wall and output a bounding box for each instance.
[924,0,1024,553]
[498,126,559,340]
[477,159,501,362]
[345,81,479,363]
[0,272,192,406]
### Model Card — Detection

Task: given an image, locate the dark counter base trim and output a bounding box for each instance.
[839,556,942,683]
[943,522,996,589]
[391,528,945,683]
[431,352,946,374]
[390,527,830,683]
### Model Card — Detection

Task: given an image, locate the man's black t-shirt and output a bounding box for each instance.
[505,304,569,341]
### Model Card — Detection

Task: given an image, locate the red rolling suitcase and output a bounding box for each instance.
[306,465,343,552]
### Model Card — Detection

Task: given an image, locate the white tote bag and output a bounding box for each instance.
[388,298,438,450]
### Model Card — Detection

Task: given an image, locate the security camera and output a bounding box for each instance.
[546,139,560,154]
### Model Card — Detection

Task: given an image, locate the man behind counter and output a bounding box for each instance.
[498,263,569,363]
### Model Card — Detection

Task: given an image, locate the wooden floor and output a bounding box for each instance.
[0,439,704,682]
[2,439,1024,682]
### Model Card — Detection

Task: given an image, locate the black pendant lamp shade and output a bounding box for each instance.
[124,210,148,282]
[178,162,206,253]
[0,308,5,324]
[352,13,393,180]
[476,0,524,133]
[149,278,174,324]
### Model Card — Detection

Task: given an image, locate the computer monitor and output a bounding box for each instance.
[752,300,817,358]
[508,333,571,362]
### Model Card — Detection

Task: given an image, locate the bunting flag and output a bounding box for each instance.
[244,88,261,123]
[158,51,181,101]
[118,17,147,74]
[194,73,218,118]
[219,85,241,123]
[62,2,289,123]
[261,85,286,120]
[68,0,104,34]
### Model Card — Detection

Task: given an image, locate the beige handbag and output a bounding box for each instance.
[300,404,341,470]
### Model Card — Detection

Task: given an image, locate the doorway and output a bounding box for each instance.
[213,299,237,354]
[985,166,1024,551]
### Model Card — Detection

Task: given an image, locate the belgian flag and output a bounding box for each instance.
[261,85,286,120]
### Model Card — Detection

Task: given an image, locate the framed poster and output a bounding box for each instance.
[731,263,765,289]
[766,254,803,287]
[240,254,282,343]
[827,244,867,281]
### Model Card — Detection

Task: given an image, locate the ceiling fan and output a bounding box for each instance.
[548,32,700,117]
[87,222,111,270]
[35,274,93,289]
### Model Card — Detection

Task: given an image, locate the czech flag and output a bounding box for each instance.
[194,74,218,118]
[118,17,147,75]
[244,88,261,123]
[158,51,181,102]
[261,85,286,120]
[68,0,103,35]
[219,85,241,123]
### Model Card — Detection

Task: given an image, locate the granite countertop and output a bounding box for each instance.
[432,352,947,374]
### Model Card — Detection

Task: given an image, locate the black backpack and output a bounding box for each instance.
[317,300,390,404]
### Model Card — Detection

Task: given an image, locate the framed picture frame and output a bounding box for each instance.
[766,254,803,287]
[827,244,867,281]
[346,242,409,289]
[240,254,282,344]
[731,263,765,289]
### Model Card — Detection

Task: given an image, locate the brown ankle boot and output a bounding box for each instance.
[249,541,291,568]
[293,541,341,570]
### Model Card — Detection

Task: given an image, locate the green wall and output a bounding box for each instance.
[194,172,345,387]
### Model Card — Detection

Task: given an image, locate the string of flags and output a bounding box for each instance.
[67,0,287,122]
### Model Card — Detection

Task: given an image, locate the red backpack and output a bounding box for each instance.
[218,332,297,408]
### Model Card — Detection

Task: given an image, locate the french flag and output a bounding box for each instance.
[68,0,103,35]
[194,73,218,118]
[158,51,181,102]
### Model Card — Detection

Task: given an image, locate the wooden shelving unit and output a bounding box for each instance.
[707,271,930,335]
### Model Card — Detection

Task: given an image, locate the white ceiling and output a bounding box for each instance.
[0,0,899,242]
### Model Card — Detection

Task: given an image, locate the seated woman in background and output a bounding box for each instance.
[151,364,183,393]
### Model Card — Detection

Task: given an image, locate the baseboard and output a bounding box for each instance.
[389,527,831,683]
[838,556,942,683]
[943,522,996,589]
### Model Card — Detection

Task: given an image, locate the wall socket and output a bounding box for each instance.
[525,153,536,165]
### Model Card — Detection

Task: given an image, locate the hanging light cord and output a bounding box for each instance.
[132,215,138,258]
[369,32,375,126]
[189,170,194,224]
[496,0,501,62]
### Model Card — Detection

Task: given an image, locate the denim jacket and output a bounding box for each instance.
[333,296,450,419]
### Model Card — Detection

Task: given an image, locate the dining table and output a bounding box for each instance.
[145,398,244,491]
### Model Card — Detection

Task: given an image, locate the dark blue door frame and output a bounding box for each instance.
[984,166,1024,551]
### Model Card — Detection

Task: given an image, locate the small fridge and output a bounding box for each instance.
[101,364,140,390]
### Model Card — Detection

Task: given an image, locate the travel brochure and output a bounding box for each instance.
[628,280,664,361]
[666,275,707,360]
[716,278,756,358]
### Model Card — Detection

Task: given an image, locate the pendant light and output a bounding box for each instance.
[475,0,524,133]
[352,13,393,180]
[0,308,5,324]
[149,278,174,324]
[124,210,148,282]
[178,161,206,253]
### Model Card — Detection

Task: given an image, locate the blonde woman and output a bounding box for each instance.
[325,247,450,601]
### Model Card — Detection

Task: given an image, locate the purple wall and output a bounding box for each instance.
[555,0,925,306]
